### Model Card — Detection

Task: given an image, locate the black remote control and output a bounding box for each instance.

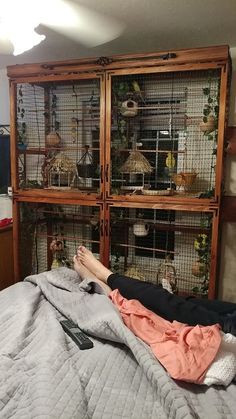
[60,320,94,350]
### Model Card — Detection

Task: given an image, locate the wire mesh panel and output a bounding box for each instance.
[18,201,101,280]
[109,206,214,297]
[16,78,101,193]
[110,69,221,199]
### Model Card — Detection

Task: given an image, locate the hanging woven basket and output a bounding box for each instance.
[76,146,94,178]
[191,260,208,278]
[172,171,197,191]
[46,131,61,147]
[199,115,216,133]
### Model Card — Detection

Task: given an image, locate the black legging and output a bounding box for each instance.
[107,273,236,335]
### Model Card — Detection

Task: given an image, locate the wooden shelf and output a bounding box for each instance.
[17,146,100,154]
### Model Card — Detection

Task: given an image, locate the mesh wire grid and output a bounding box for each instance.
[109,206,213,296]
[18,202,100,279]
[111,69,220,197]
[16,79,100,192]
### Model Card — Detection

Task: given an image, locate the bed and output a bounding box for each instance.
[0,267,236,419]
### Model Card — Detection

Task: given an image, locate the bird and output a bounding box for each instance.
[165,152,176,169]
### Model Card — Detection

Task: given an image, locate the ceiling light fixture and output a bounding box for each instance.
[0,0,125,56]
[0,0,46,56]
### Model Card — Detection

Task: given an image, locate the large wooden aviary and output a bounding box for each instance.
[7,45,231,298]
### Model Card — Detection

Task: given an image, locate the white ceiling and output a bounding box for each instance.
[1,0,236,69]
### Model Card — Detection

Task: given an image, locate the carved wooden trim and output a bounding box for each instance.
[7,45,230,79]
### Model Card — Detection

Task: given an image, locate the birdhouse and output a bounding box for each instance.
[120,99,138,117]
[120,149,152,191]
[47,153,76,189]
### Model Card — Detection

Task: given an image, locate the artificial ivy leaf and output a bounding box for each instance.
[202,88,210,95]
[203,108,210,116]
[55,121,60,131]
[207,134,214,141]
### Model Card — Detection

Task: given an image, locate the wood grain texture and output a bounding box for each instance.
[7,45,230,79]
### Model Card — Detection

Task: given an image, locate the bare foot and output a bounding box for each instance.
[73,255,111,295]
[77,246,113,283]
[73,255,97,281]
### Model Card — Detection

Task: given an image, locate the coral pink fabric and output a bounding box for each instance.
[109,289,221,383]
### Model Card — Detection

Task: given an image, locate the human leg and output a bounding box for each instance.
[76,246,236,334]
[76,246,224,327]
[185,296,236,315]
[109,275,236,334]
[107,273,226,327]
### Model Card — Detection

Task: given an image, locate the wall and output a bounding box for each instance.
[0,69,10,125]
[0,69,11,218]
[218,47,236,301]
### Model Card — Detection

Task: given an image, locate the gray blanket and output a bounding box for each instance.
[0,268,236,419]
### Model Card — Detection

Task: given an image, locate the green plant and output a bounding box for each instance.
[19,179,42,188]
[199,188,215,199]
[17,85,27,146]
[202,86,219,120]
[112,81,140,181]
[113,81,130,103]
[112,80,140,148]
[200,82,219,141]
[192,233,210,295]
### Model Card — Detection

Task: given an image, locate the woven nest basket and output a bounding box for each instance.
[124,266,146,281]
[120,151,153,174]
[48,153,76,188]
[172,171,197,188]
[50,153,76,173]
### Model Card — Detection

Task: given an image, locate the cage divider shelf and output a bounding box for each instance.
[17,146,100,154]
[112,148,186,154]
[112,219,210,234]
[112,242,178,255]
[36,232,100,246]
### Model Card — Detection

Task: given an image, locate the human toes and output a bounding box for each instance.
[79,245,93,256]
[73,254,77,263]
[77,245,87,256]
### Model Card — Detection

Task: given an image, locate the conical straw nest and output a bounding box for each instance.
[50,153,76,173]
[120,150,153,174]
